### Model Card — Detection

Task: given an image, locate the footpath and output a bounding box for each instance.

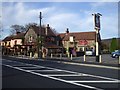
[3,55,120,70]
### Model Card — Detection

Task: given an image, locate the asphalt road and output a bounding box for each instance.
[2,56,120,89]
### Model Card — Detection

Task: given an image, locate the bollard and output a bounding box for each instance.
[68,52,70,58]
[118,56,120,64]
[30,52,32,58]
[60,54,62,59]
[71,54,72,60]
[99,55,102,63]
[43,53,45,58]
[84,55,86,62]
[51,53,53,58]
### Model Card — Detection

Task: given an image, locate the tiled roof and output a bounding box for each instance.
[44,42,62,49]
[3,33,25,41]
[13,33,25,39]
[3,36,14,41]
[58,31,96,41]
[29,25,56,36]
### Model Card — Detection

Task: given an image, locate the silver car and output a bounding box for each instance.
[86,50,94,56]
[111,50,120,58]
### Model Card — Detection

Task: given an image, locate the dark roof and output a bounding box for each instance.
[58,31,96,41]
[28,25,56,36]
[3,33,25,41]
[13,33,25,39]
[3,36,14,41]
[44,42,62,49]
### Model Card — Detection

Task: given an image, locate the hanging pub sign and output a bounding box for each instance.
[94,13,101,30]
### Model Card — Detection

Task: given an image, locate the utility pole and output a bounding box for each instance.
[92,13,102,62]
[38,12,42,59]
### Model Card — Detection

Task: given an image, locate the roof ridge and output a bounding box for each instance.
[59,31,96,34]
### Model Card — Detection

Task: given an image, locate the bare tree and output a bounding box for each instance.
[10,25,26,35]
[25,23,38,30]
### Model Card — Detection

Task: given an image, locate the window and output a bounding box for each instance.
[29,36,32,42]
[70,42,73,44]
[5,42,7,46]
[51,37,54,42]
[8,42,10,46]
[15,40,17,45]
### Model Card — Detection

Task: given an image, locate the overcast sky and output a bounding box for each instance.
[1,0,119,40]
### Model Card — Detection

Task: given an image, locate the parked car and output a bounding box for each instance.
[111,50,120,58]
[85,50,95,56]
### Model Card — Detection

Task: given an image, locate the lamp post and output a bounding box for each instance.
[38,12,42,59]
[92,13,102,62]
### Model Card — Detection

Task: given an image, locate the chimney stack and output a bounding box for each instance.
[66,28,69,35]
[46,24,50,36]
[16,31,20,35]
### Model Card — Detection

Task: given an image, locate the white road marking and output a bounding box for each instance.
[2,59,119,81]
[23,63,119,81]
[85,74,118,81]
[47,74,88,77]
[2,59,120,89]
[12,65,33,67]
[19,67,41,69]
[3,64,102,90]
[68,80,120,83]
[28,69,62,72]
[7,56,120,70]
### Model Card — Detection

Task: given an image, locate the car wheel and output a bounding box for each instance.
[115,55,118,58]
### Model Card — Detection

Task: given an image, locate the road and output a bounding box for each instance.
[2,56,120,89]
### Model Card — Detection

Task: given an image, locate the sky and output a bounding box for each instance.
[1,0,119,40]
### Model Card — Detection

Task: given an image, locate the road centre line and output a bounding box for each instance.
[3,64,102,90]
[2,59,119,81]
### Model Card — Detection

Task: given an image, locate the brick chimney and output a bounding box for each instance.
[46,24,50,36]
[66,28,69,35]
[16,31,20,35]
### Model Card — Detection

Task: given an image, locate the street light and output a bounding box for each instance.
[92,13,102,62]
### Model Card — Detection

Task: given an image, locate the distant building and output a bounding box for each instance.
[1,32,25,55]
[1,25,102,57]
[58,29,98,55]
[24,24,62,58]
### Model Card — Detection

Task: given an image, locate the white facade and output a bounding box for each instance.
[10,39,22,47]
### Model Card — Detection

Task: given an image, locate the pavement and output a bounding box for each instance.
[3,54,120,69]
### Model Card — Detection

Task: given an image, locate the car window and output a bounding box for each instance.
[115,50,118,52]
